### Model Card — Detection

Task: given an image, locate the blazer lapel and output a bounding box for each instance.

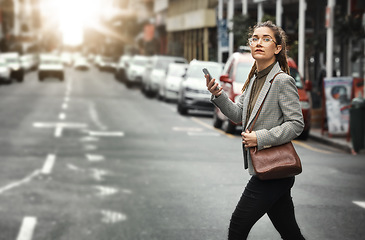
[241,76,255,129]
[246,63,282,129]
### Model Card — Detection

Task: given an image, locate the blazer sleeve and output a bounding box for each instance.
[255,76,304,150]
[210,91,244,124]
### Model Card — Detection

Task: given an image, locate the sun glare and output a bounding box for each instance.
[41,0,103,46]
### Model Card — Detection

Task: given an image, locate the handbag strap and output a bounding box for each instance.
[248,71,284,132]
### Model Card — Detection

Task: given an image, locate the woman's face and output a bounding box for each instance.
[249,27,282,63]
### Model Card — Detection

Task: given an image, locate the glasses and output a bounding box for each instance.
[248,37,277,46]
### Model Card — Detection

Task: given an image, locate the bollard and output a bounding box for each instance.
[350,97,365,153]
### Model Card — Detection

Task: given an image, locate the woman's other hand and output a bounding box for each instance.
[205,74,223,97]
[242,129,258,148]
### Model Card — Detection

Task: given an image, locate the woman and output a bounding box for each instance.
[205,21,306,239]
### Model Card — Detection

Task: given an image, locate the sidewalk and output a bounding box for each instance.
[309,128,363,154]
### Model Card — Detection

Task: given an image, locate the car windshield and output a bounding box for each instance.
[168,65,186,77]
[187,64,221,78]
[235,62,253,83]
[289,67,303,89]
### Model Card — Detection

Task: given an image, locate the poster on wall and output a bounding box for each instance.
[324,77,353,135]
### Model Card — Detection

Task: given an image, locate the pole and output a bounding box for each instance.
[298,0,306,79]
[242,0,248,15]
[228,0,234,56]
[276,0,282,27]
[326,0,335,78]
[218,0,223,63]
[257,2,263,23]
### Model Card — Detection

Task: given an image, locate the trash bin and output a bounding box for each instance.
[350,97,365,153]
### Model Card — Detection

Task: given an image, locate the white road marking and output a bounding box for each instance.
[353,201,365,209]
[58,113,66,120]
[64,96,70,103]
[89,102,107,130]
[101,210,127,223]
[16,216,37,240]
[41,154,56,175]
[95,185,118,196]
[86,154,105,162]
[62,103,68,110]
[54,126,63,137]
[80,136,99,142]
[0,170,40,195]
[84,144,97,151]
[88,131,124,137]
[67,164,85,172]
[90,168,108,181]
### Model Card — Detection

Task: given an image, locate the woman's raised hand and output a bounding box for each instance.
[205,74,223,97]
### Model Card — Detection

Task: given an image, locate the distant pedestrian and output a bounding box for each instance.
[205,21,306,239]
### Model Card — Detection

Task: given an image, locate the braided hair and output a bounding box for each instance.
[242,21,290,92]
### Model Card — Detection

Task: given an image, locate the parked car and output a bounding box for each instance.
[115,55,132,81]
[142,55,188,97]
[125,55,149,87]
[98,56,116,72]
[0,57,12,84]
[287,58,312,139]
[213,52,312,139]
[162,63,189,102]
[213,52,254,133]
[20,54,38,72]
[177,60,223,115]
[73,57,90,70]
[0,52,24,82]
[38,54,64,81]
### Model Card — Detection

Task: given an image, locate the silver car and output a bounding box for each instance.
[126,55,149,88]
[162,63,188,101]
[177,60,222,115]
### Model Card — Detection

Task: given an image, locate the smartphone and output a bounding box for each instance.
[202,68,220,90]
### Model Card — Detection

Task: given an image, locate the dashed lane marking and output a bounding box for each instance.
[33,122,88,138]
[191,117,235,138]
[16,216,37,240]
[172,127,203,132]
[88,131,125,137]
[90,168,108,181]
[58,113,66,120]
[101,210,127,224]
[41,154,56,175]
[84,144,98,151]
[62,103,68,110]
[353,201,365,209]
[86,154,105,162]
[95,185,118,197]
[0,170,40,195]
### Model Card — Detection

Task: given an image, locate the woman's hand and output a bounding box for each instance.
[205,74,223,97]
[242,129,258,148]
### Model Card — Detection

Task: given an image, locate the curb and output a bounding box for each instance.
[308,133,353,153]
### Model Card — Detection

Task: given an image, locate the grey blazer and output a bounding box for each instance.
[211,62,304,175]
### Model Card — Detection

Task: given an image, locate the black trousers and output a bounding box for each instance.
[228,176,305,240]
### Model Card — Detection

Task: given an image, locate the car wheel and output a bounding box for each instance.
[222,120,236,134]
[177,103,188,115]
[213,111,223,129]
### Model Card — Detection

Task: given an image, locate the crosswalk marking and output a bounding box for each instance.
[16,216,37,240]
[353,201,365,209]
[41,154,56,175]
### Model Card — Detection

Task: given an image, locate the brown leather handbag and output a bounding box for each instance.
[248,72,302,180]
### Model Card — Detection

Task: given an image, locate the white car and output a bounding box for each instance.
[177,60,223,115]
[0,52,24,82]
[162,63,188,101]
[126,55,150,87]
[115,55,132,81]
[73,57,90,70]
[38,54,64,81]
[0,57,11,84]
[142,55,188,97]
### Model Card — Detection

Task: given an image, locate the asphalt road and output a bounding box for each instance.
[0,66,364,240]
